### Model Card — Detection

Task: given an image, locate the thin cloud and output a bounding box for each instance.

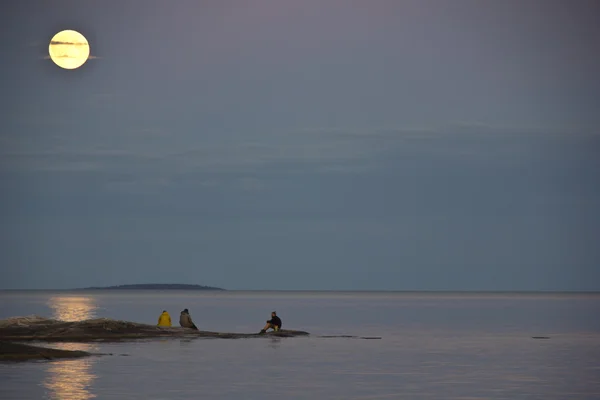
[50,41,88,45]
[41,55,100,60]
[2,124,591,179]
[238,177,265,192]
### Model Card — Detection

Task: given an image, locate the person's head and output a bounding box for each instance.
[162,310,167,313]
[271,311,276,317]
[183,309,189,313]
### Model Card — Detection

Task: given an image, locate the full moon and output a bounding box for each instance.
[48,30,90,69]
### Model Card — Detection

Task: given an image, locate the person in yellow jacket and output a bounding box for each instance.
[157,310,172,327]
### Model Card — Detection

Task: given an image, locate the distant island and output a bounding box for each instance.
[81,284,225,291]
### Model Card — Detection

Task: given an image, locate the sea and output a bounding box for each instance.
[0,290,599,400]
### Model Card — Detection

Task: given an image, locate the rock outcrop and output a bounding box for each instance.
[0,342,93,361]
[0,315,309,342]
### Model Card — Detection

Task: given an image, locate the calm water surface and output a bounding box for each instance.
[0,291,599,399]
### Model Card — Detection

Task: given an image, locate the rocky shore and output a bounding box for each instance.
[0,316,309,342]
[0,315,309,361]
[0,316,199,342]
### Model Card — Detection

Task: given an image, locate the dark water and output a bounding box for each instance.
[0,291,599,399]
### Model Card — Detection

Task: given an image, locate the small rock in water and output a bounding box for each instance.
[531,336,550,339]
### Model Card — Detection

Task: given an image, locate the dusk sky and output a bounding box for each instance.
[1,0,599,290]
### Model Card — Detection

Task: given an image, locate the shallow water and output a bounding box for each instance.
[1,291,599,399]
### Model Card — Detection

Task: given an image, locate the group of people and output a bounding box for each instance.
[157,309,282,334]
[157,309,198,329]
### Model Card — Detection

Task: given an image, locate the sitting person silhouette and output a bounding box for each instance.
[179,308,198,330]
[259,311,281,334]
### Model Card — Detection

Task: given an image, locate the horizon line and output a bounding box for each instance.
[1,288,599,294]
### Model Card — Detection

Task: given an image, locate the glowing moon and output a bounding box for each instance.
[48,30,90,69]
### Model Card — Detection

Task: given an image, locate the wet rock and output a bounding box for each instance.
[0,342,91,361]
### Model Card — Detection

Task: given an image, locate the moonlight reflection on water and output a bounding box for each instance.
[47,296,98,321]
